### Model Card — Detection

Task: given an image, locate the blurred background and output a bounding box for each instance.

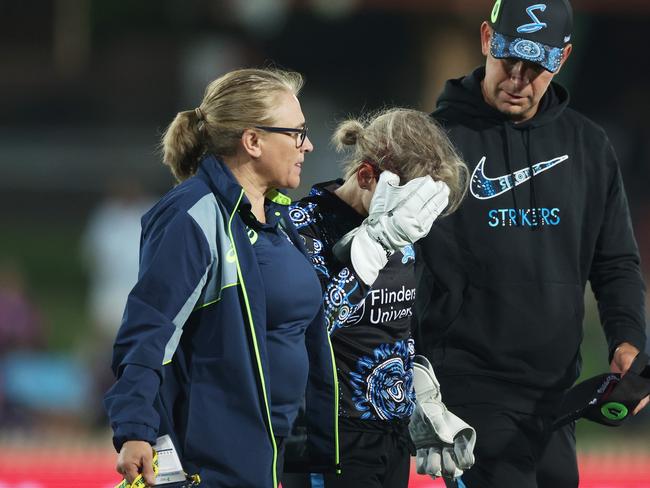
[0,0,648,486]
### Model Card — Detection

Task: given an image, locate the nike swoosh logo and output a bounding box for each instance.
[470,155,569,200]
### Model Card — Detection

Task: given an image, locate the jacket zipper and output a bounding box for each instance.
[227,188,278,488]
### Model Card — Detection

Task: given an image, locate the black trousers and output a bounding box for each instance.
[282,426,411,488]
[445,404,579,488]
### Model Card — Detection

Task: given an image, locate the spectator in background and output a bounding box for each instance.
[0,260,44,355]
[81,179,154,340]
[0,260,90,433]
[81,179,154,429]
[0,260,46,429]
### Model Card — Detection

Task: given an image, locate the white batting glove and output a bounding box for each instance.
[334,171,449,285]
[409,355,476,480]
[366,171,449,250]
[416,446,464,479]
[367,170,400,216]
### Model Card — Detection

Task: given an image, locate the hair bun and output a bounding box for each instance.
[333,119,364,150]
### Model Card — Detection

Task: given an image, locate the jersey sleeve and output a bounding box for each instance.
[289,199,372,334]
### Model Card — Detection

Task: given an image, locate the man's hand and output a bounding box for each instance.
[611,343,650,415]
[116,440,156,486]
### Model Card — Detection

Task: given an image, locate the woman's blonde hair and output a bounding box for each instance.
[161,68,304,182]
[332,108,469,215]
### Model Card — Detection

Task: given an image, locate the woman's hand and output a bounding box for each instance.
[116,440,156,486]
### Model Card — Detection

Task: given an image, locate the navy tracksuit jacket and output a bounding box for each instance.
[104,155,339,487]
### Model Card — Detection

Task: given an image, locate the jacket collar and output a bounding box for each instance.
[197,154,246,215]
[197,153,292,215]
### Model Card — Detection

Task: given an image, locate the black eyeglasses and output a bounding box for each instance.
[255,125,308,148]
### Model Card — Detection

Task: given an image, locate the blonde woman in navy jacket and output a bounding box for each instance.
[104,68,339,488]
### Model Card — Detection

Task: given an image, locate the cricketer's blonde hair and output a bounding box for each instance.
[161,68,304,182]
[333,108,469,215]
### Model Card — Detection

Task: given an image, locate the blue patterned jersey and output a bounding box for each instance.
[290,180,416,422]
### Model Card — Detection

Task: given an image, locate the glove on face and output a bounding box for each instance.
[367,170,400,217]
[409,355,476,480]
[331,171,403,265]
[366,172,450,250]
[333,171,450,285]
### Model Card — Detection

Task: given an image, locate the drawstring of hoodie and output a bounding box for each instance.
[503,124,521,226]
[505,124,541,230]
[525,129,540,230]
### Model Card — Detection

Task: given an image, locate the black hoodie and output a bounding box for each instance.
[415,67,647,414]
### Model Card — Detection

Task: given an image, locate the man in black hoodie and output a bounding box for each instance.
[414,0,648,487]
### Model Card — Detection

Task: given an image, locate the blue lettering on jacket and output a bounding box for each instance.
[487,207,561,227]
[488,209,499,227]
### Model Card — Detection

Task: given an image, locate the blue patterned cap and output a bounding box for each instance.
[490,31,565,72]
[489,0,573,73]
